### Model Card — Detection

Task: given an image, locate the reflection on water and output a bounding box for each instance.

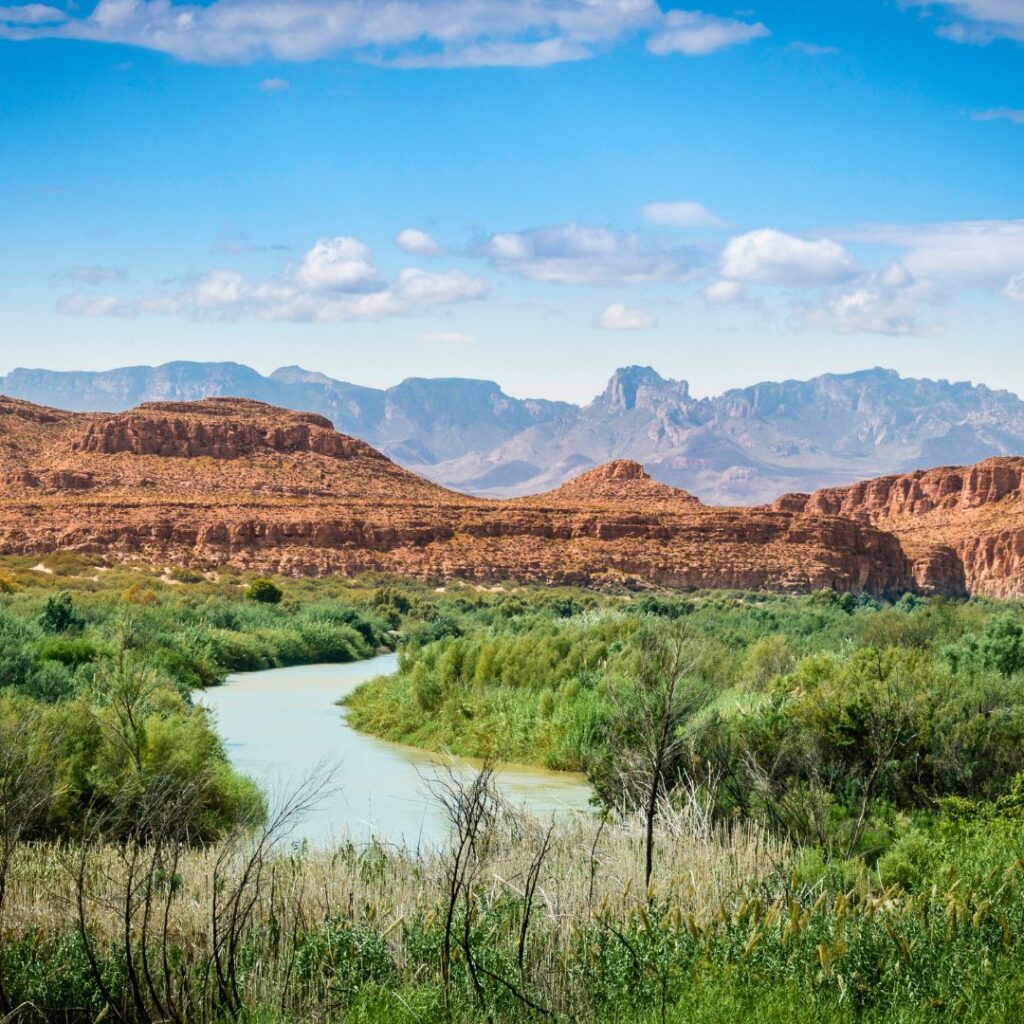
[196,655,593,848]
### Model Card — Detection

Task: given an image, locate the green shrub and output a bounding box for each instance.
[247,578,284,604]
[38,591,85,633]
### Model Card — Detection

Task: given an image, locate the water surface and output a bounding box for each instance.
[198,655,593,848]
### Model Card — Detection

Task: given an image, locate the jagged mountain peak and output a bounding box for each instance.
[597,365,690,412]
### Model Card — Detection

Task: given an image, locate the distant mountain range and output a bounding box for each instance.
[4,361,1024,505]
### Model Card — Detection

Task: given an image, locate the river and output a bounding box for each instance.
[197,654,594,848]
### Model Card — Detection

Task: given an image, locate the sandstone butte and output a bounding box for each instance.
[0,394,1020,598]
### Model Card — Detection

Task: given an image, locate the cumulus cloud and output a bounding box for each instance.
[721,228,859,285]
[703,280,745,304]
[295,236,379,291]
[0,2,778,67]
[646,9,769,55]
[843,220,1024,282]
[479,222,703,285]
[798,261,944,336]
[903,1,1024,44]
[641,199,726,229]
[706,218,1024,335]
[395,228,441,256]
[0,0,655,66]
[57,235,488,323]
[596,302,657,330]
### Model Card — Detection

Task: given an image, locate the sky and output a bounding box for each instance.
[1,0,1023,403]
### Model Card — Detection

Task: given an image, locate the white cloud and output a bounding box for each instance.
[903,1,1024,44]
[721,228,859,285]
[646,9,769,55]
[395,228,441,256]
[0,4,65,25]
[703,280,745,304]
[973,107,1024,124]
[394,267,484,304]
[641,199,726,229]
[421,330,476,344]
[0,2,780,67]
[296,237,378,291]
[844,220,1024,282]
[57,235,488,323]
[56,293,128,317]
[1005,272,1024,304]
[479,222,703,285]
[258,77,289,90]
[596,302,657,330]
[798,261,944,336]
[0,0,659,66]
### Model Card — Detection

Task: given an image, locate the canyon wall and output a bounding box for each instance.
[0,397,916,596]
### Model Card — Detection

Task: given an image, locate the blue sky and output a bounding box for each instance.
[1,0,1023,402]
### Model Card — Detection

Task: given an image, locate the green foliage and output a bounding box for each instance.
[247,577,284,604]
[38,590,85,633]
[348,588,1024,859]
[0,561,423,842]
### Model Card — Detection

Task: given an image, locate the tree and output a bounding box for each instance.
[38,591,84,633]
[981,614,1024,678]
[602,632,709,889]
[247,578,283,605]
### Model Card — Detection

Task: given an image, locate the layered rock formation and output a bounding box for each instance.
[773,458,1024,597]
[0,396,914,596]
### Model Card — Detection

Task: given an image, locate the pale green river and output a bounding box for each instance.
[197,654,593,848]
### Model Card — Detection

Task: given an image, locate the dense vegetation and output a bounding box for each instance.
[347,588,1024,861]
[5,782,1024,1023]
[6,557,1024,1021]
[0,554,397,840]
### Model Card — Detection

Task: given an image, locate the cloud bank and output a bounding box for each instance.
[57,235,488,322]
[904,1,1024,44]
[479,222,703,285]
[0,1,771,66]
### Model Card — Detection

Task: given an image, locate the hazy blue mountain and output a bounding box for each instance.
[4,361,1024,505]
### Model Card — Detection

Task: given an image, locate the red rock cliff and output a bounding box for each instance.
[0,396,916,596]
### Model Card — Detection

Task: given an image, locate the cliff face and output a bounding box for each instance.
[778,458,1024,597]
[0,396,914,596]
[74,403,384,461]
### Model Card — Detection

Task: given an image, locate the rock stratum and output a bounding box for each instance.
[774,460,1024,598]
[2,395,1023,596]
[0,395,923,596]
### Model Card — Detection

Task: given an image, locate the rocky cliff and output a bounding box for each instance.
[775,458,1024,597]
[0,396,914,596]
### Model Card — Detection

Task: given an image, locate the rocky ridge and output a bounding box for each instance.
[0,396,913,596]
[5,361,1024,505]
[773,458,1024,597]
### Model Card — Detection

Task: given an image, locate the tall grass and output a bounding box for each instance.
[4,790,1024,1023]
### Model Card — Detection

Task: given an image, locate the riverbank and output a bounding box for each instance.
[200,655,592,847]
